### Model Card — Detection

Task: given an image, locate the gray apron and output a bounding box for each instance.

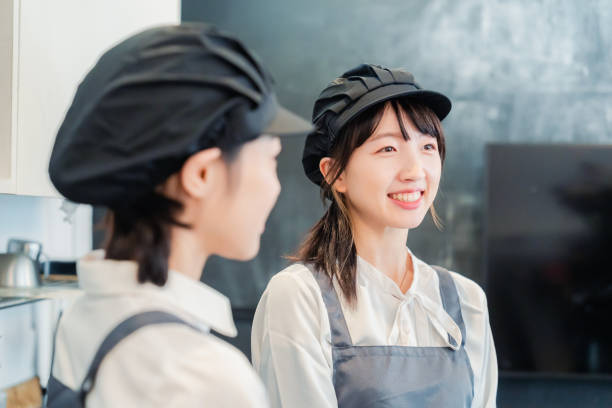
[312,265,474,408]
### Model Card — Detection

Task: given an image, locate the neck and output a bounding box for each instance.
[167,226,208,281]
[351,214,414,292]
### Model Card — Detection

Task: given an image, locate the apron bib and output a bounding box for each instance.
[312,265,474,408]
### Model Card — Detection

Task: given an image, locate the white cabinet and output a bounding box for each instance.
[0,301,38,390]
[0,297,67,390]
[0,0,180,197]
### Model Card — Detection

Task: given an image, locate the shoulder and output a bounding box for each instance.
[262,263,324,310]
[113,322,246,367]
[446,269,488,314]
[420,260,488,314]
[267,262,319,286]
[115,327,267,406]
[178,336,265,395]
[254,263,328,336]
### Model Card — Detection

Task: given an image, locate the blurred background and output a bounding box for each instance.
[2,0,604,406]
[177,1,612,406]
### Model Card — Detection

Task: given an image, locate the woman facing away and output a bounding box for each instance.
[251,64,498,408]
[46,23,311,407]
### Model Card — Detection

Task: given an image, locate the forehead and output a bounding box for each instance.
[370,103,423,139]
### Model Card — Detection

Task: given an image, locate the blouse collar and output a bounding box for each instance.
[77,250,237,337]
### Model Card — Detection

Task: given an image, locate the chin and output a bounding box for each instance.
[237,250,259,261]
[387,215,427,230]
[234,242,261,261]
[215,237,260,261]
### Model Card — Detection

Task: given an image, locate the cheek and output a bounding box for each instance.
[246,164,280,211]
[229,163,280,236]
[426,158,442,198]
[343,155,383,194]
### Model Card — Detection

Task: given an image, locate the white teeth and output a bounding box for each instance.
[391,192,421,202]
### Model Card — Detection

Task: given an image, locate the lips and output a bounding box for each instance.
[389,191,421,203]
[387,190,424,209]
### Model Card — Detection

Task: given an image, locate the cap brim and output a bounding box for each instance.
[264,105,313,136]
[332,85,452,134]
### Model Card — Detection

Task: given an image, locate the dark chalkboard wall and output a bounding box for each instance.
[182,0,612,300]
[177,1,612,406]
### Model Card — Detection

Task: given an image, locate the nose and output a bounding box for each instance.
[398,144,425,182]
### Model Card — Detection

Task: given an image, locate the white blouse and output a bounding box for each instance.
[53,250,268,408]
[251,249,497,408]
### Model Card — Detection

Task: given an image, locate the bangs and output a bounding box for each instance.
[393,99,446,163]
[326,102,388,185]
[327,98,447,188]
[395,100,442,139]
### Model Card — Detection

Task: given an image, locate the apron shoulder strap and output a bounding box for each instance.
[309,265,353,347]
[82,311,200,394]
[431,265,467,346]
[310,263,468,349]
[48,310,200,407]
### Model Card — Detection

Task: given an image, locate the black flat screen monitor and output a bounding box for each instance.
[485,144,612,378]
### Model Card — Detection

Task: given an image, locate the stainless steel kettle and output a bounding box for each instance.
[7,239,43,264]
[1,239,45,287]
[0,253,41,288]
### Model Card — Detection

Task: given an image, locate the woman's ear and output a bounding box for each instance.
[180,147,223,198]
[320,157,347,193]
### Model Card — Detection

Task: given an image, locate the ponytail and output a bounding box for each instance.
[104,192,189,286]
[291,183,359,304]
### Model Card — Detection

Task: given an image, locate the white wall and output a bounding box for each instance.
[0,194,91,260]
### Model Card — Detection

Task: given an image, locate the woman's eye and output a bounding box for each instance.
[423,143,437,151]
[378,146,396,153]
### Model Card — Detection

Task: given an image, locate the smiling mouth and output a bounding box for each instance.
[388,191,423,203]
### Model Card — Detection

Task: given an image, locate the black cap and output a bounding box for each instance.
[48,23,312,207]
[302,64,451,185]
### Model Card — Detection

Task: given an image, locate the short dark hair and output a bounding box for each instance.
[103,193,187,286]
[103,142,243,286]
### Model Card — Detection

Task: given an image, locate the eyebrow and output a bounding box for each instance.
[368,131,435,142]
[368,132,402,142]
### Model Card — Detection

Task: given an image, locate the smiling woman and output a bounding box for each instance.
[291,99,446,303]
[251,64,498,408]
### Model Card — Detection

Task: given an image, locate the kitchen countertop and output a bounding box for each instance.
[0,277,83,392]
[0,296,42,310]
[0,278,82,308]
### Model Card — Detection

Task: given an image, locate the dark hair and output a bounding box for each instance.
[103,144,242,286]
[291,100,446,304]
